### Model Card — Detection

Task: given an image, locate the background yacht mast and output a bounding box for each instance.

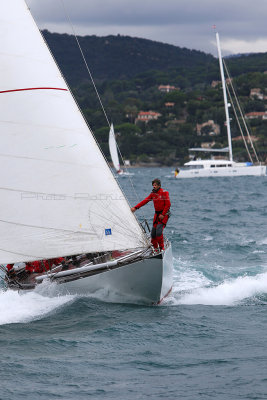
[216,32,233,162]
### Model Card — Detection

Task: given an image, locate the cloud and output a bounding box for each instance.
[221,39,267,54]
[27,0,267,55]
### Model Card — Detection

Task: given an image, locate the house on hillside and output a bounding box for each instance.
[211,80,220,88]
[135,111,162,123]
[250,88,264,100]
[158,85,179,93]
[196,120,220,136]
[165,102,175,108]
[211,78,231,88]
[245,112,267,120]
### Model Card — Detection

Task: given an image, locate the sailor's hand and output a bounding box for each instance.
[131,207,136,212]
[159,214,164,220]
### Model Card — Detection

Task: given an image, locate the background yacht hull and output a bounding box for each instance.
[176,165,266,178]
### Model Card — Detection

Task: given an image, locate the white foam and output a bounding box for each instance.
[173,269,211,292]
[204,235,213,241]
[173,272,267,306]
[258,238,267,245]
[172,257,211,290]
[0,288,74,325]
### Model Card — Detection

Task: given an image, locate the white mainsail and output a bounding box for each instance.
[0,0,148,264]
[108,124,121,173]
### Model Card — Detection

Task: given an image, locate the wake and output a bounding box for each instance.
[170,270,267,306]
[0,285,74,326]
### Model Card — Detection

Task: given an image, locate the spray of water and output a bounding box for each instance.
[0,284,75,326]
[171,271,267,306]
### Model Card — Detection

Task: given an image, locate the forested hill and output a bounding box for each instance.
[43,30,216,86]
[43,30,267,88]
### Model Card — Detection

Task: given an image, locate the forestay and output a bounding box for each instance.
[108,124,121,172]
[0,0,148,264]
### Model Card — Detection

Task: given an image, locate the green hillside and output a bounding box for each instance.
[43,30,217,86]
[43,31,267,166]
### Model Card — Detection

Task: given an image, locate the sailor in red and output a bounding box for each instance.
[25,257,65,273]
[25,260,43,273]
[131,178,171,251]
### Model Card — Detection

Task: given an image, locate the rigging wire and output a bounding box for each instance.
[59,0,144,212]
[223,60,260,163]
[59,0,110,129]
[225,85,253,164]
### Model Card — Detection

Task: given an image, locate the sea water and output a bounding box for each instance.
[0,168,266,399]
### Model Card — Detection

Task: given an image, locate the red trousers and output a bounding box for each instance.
[151,213,167,250]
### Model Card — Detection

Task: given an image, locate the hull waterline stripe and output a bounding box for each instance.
[156,286,172,305]
[0,87,68,94]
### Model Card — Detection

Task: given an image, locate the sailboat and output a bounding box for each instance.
[108,123,123,175]
[0,0,173,304]
[175,32,266,179]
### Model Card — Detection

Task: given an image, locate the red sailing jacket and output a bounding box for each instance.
[25,258,65,273]
[134,188,171,225]
[25,261,43,273]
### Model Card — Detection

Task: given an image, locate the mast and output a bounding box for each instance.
[216,32,233,162]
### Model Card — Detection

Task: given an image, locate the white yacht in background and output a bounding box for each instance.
[108,124,133,176]
[175,32,266,179]
[178,158,266,178]
[109,123,123,175]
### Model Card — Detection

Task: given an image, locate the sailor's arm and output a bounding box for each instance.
[131,193,153,212]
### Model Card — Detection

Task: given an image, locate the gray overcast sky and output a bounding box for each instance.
[27,0,267,56]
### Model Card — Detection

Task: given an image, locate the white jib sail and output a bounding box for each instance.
[108,124,121,172]
[0,0,148,264]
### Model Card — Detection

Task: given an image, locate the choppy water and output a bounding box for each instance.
[1,168,267,399]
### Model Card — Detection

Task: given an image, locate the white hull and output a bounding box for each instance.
[115,171,135,178]
[49,244,173,305]
[176,165,266,179]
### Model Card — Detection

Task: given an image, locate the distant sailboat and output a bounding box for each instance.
[175,31,266,179]
[108,123,123,174]
[1,0,173,304]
